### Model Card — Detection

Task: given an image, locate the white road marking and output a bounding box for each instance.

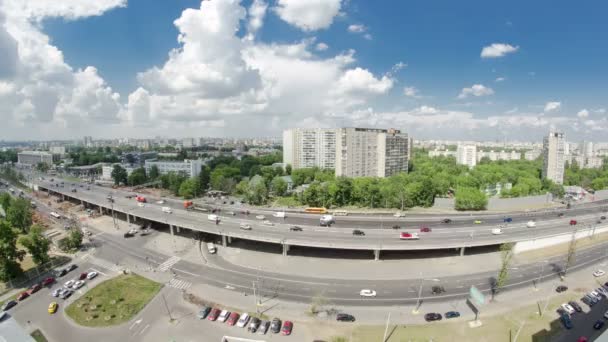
[157,256,180,272]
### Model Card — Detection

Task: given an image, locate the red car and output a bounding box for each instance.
[420,226,432,233]
[28,283,42,294]
[17,291,30,301]
[207,308,221,321]
[41,277,55,286]
[281,321,293,335]
[570,220,577,225]
[79,272,88,280]
[400,232,420,240]
[226,312,240,326]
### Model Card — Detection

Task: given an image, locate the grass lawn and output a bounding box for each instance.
[30,329,48,342]
[349,292,581,342]
[65,273,162,327]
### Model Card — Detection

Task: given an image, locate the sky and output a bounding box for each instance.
[0,0,606,142]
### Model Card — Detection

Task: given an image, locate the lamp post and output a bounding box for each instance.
[413,272,440,314]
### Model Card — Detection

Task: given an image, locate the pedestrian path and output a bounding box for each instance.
[166,278,191,290]
[82,254,123,273]
[157,256,180,272]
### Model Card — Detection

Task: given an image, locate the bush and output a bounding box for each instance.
[455,187,488,211]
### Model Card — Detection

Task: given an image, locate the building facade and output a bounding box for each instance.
[17,151,57,166]
[542,131,565,184]
[144,159,203,178]
[283,128,337,170]
[456,144,477,168]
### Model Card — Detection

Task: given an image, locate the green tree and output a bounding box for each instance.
[0,220,24,281]
[327,177,353,207]
[0,192,12,212]
[271,177,288,196]
[18,224,50,265]
[285,164,292,175]
[454,187,487,211]
[6,198,32,233]
[67,230,84,251]
[198,165,211,193]
[179,178,201,199]
[111,165,128,185]
[127,167,147,186]
[149,165,160,180]
[493,242,515,299]
[36,162,50,173]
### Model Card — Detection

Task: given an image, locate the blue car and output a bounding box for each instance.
[445,311,460,319]
[503,217,512,223]
[560,313,573,330]
[594,320,605,330]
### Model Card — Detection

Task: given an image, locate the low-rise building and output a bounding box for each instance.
[101,163,138,181]
[17,151,58,166]
[144,159,203,178]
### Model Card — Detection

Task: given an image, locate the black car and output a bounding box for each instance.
[197,306,211,319]
[392,225,401,229]
[270,318,282,333]
[556,285,568,293]
[581,296,595,307]
[352,229,365,236]
[602,216,607,220]
[2,300,17,311]
[568,301,582,313]
[289,226,303,232]
[336,313,356,322]
[66,264,77,272]
[431,286,445,295]
[123,232,135,238]
[442,219,452,224]
[55,269,68,277]
[424,313,442,322]
[445,311,460,319]
[248,317,261,332]
[558,213,564,217]
[595,320,605,330]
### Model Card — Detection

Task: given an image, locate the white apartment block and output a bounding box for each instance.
[182,138,197,148]
[586,156,604,169]
[476,150,521,162]
[456,144,477,168]
[144,159,203,178]
[49,146,66,155]
[283,128,337,170]
[335,128,410,178]
[428,149,457,158]
[524,149,542,161]
[542,131,565,184]
[17,151,57,166]
[101,163,137,181]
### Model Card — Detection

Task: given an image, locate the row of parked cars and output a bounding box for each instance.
[52,271,98,300]
[197,306,293,335]
[556,278,608,331]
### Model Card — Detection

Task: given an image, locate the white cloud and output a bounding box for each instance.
[594,108,606,114]
[315,42,329,51]
[363,33,372,40]
[3,0,126,20]
[577,109,589,118]
[480,43,519,58]
[495,77,505,82]
[403,86,420,98]
[457,84,494,99]
[274,0,342,31]
[348,24,366,33]
[333,67,393,95]
[544,101,561,112]
[245,0,268,41]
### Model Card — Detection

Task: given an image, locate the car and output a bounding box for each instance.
[431,286,445,295]
[137,202,145,207]
[156,200,165,204]
[239,223,252,230]
[400,232,419,240]
[526,221,536,228]
[2,300,17,311]
[474,220,482,224]
[558,212,565,217]
[585,294,599,304]
[17,291,30,301]
[207,308,221,321]
[604,310,608,320]
[594,320,605,330]
[41,277,55,286]
[51,288,62,297]
[123,232,135,238]
[569,301,583,313]
[258,320,270,334]
[66,264,77,272]
[79,272,88,280]
[28,283,42,294]
[72,280,85,289]
[597,287,608,298]
[445,311,460,319]
[255,215,266,220]
[227,312,240,326]
[262,220,274,226]
[424,313,442,322]
[0,312,6,321]
[248,317,261,332]
[503,217,513,223]
[560,313,573,329]
[281,321,293,335]
[352,229,365,236]
[336,313,356,322]
[420,226,431,233]
[55,269,67,277]
[602,216,607,220]
[570,220,578,225]
[594,270,606,277]
[561,303,576,315]
[441,219,452,224]
[270,318,282,333]
[577,337,588,342]
[590,290,603,301]
[581,296,593,307]
[289,226,302,232]
[218,309,231,322]
[359,289,377,297]
[492,228,503,235]
[237,313,250,328]
[86,271,98,280]
[64,280,75,288]
[556,285,568,293]
[59,289,73,299]
[394,212,406,217]
[392,225,401,229]
[197,306,212,319]
[48,302,58,314]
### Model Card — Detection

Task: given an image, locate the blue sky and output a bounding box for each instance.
[0,0,606,140]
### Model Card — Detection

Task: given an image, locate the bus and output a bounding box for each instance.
[50,212,61,219]
[304,207,328,214]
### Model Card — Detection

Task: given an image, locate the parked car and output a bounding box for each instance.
[227,312,240,326]
[55,269,67,277]
[218,309,231,323]
[64,280,75,288]
[445,311,460,319]
[236,313,250,328]
[359,289,377,297]
[556,285,568,293]
[207,308,221,321]
[258,320,270,334]
[594,320,605,330]
[2,300,17,311]
[79,272,88,280]
[52,288,62,297]
[289,226,302,232]
[59,289,73,299]
[601,216,607,220]
[66,264,77,272]
[281,321,293,335]
[17,292,30,301]
[560,313,573,329]
[72,280,85,289]
[197,306,212,319]
[48,302,58,314]
[28,283,42,294]
[594,269,606,277]
[336,313,356,322]
[86,271,98,280]
[424,313,442,322]
[561,303,576,315]
[248,317,261,332]
[352,229,365,236]
[569,301,583,313]
[270,318,282,333]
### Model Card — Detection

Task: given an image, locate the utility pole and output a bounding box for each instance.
[161,292,174,321]
[382,312,391,342]
[414,272,424,313]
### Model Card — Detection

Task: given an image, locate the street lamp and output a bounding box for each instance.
[534,260,549,291]
[412,272,440,314]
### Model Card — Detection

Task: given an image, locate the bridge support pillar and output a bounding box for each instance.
[222,235,227,247]
[80,200,84,206]
[374,249,381,261]
[126,214,131,223]
[282,243,290,256]
[99,206,103,214]
[227,236,232,244]
[176,226,181,233]
[62,194,65,201]
[460,247,466,256]
[169,225,174,236]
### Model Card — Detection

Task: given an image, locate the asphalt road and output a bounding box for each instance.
[553,290,608,342]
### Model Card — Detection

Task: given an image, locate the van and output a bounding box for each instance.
[207,243,216,254]
[162,207,172,214]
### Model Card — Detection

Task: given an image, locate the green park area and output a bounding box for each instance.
[65,273,162,327]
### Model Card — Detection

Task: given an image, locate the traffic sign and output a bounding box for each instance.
[469,286,486,306]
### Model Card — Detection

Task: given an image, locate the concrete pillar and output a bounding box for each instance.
[222,235,227,247]
[62,194,65,201]
[99,207,103,214]
[227,236,232,244]
[127,214,131,223]
[282,243,290,256]
[374,249,381,261]
[80,200,84,205]
[176,226,180,233]
[169,225,174,236]
[460,247,465,256]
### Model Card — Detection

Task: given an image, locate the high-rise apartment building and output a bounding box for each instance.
[542,130,565,184]
[456,144,477,168]
[283,128,337,170]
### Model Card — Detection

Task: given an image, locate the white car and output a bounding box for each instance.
[156,200,165,204]
[491,228,503,235]
[526,220,536,228]
[561,303,575,314]
[218,310,230,322]
[393,212,406,217]
[239,223,252,230]
[86,271,98,280]
[594,269,606,277]
[208,214,219,222]
[262,220,274,226]
[255,215,266,220]
[51,288,61,297]
[272,212,286,218]
[236,313,250,328]
[137,202,145,207]
[72,280,85,289]
[162,207,172,214]
[359,289,377,297]
[64,280,75,288]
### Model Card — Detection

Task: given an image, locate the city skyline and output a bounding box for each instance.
[0,0,606,140]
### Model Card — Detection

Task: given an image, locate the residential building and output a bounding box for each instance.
[335,128,409,178]
[542,131,565,184]
[586,156,604,169]
[456,144,477,168]
[182,138,197,148]
[283,128,337,170]
[101,163,137,181]
[428,149,457,158]
[17,151,57,166]
[524,149,542,161]
[581,141,594,158]
[144,159,203,178]
[120,152,158,167]
[83,136,93,147]
[49,146,66,155]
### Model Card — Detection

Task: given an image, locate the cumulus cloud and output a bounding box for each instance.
[457,84,494,99]
[544,101,561,112]
[315,42,329,51]
[347,24,366,33]
[3,0,126,20]
[245,0,268,41]
[403,86,420,98]
[577,109,589,118]
[274,0,342,31]
[480,43,519,58]
[495,77,505,82]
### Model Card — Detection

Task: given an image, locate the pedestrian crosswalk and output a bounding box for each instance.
[157,256,180,272]
[167,278,191,290]
[83,255,123,273]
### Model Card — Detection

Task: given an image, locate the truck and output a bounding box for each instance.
[136,196,146,203]
[184,200,194,209]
